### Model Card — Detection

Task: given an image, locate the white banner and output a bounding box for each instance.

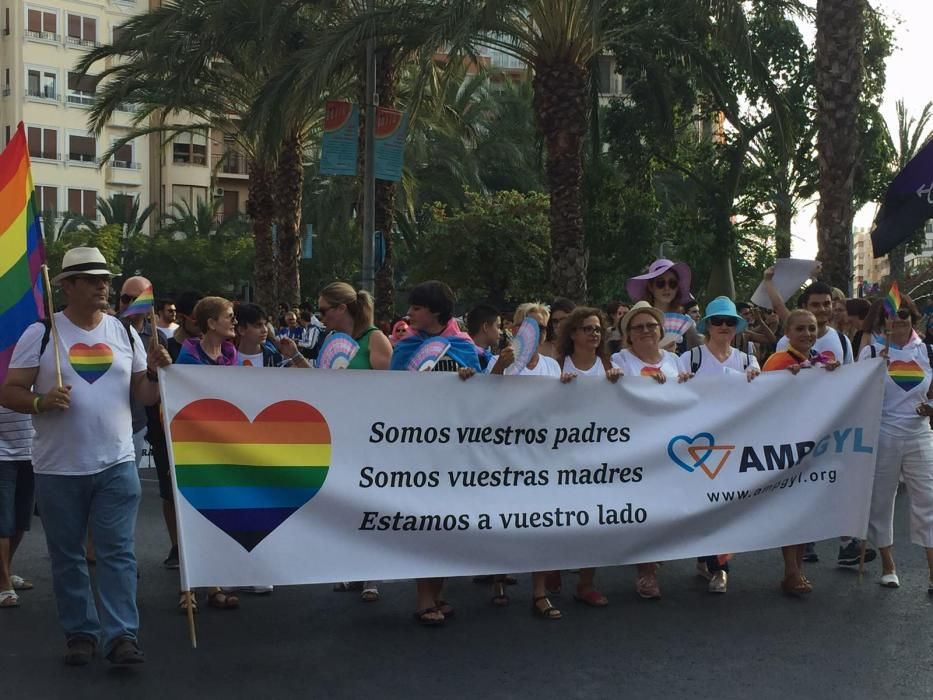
[159,361,886,588]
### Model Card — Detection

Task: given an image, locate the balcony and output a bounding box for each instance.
[30,151,59,162]
[25,30,60,43]
[66,92,95,107]
[26,88,59,102]
[1,86,9,97]
[106,161,142,186]
[67,152,98,167]
[66,36,101,49]
[219,154,248,179]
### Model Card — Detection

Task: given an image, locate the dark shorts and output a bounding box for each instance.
[0,460,35,536]
[148,433,175,502]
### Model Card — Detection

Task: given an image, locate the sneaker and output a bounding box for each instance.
[838,539,876,566]
[106,637,146,665]
[708,570,728,594]
[63,636,96,666]
[802,543,819,563]
[879,572,900,588]
[163,546,179,570]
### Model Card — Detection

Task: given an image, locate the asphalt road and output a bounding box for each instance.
[4,470,933,699]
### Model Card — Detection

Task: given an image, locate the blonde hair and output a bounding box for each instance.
[785,308,817,329]
[193,296,232,333]
[830,287,846,302]
[513,302,550,327]
[319,281,374,337]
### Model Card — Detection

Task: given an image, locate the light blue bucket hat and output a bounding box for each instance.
[698,296,747,334]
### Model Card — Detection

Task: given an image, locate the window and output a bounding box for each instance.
[35,186,57,215]
[223,190,240,219]
[68,133,96,163]
[26,7,57,40]
[67,72,98,106]
[4,8,10,35]
[112,23,127,44]
[5,126,10,145]
[172,132,207,165]
[172,185,208,206]
[27,126,58,160]
[26,68,57,99]
[67,189,97,218]
[66,14,97,46]
[112,141,136,168]
[111,193,134,220]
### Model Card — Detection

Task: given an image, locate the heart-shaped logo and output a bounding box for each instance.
[667,433,714,473]
[170,399,331,552]
[69,343,114,384]
[888,360,925,392]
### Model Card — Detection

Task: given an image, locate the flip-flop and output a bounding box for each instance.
[11,575,33,591]
[0,590,19,608]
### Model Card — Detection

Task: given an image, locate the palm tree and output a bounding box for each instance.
[77,0,327,312]
[161,197,247,238]
[70,194,157,237]
[814,0,867,290]
[884,99,933,279]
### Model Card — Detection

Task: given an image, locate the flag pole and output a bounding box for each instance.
[40,265,62,387]
[149,308,160,352]
[185,591,197,648]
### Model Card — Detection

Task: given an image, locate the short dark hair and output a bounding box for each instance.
[235,303,268,327]
[408,281,456,324]
[466,303,500,337]
[155,298,175,313]
[736,302,751,313]
[300,310,312,323]
[798,281,834,308]
[175,290,203,317]
[845,298,871,320]
[605,300,625,317]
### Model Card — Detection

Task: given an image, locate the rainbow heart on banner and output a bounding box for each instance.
[170,399,331,552]
[69,343,113,384]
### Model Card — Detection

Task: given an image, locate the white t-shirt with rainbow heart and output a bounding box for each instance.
[10,312,146,475]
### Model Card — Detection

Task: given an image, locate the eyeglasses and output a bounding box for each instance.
[653,278,679,290]
[120,293,137,305]
[629,322,660,333]
[708,317,738,327]
[72,275,110,285]
[578,325,602,335]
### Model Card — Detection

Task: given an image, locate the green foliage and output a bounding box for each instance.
[410,190,551,309]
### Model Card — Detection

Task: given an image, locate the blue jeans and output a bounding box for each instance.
[35,461,141,654]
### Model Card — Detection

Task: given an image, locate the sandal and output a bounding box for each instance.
[532,595,561,620]
[545,570,562,595]
[178,591,199,615]
[10,575,33,591]
[491,578,510,607]
[413,606,445,626]
[573,588,608,607]
[435,599,455,618]
[207,589,240,609]
[360,587,380,602]
[0,589,19,608]
[780,573,813,597]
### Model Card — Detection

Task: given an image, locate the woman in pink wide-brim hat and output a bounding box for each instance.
[626,259,701,350]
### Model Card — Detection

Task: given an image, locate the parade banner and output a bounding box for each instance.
[319,101,359,176]
[160,361,885,588]
[374,107,407,182]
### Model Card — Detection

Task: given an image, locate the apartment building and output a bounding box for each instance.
[0,0,247,235]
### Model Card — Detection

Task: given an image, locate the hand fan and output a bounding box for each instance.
[407,337,451,372]
[506,317,540,375]
[661,312,693,347]
[316,332,359,369]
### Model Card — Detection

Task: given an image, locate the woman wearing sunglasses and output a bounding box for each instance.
[486,303,563,619]
[548,307,622,607]
[761,309,839,596]
[678,297,759,594]
[627,259,702,351]
[610,301,690,599]
[858,293,933,594]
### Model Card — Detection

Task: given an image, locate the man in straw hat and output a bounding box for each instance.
[0,247,171,666]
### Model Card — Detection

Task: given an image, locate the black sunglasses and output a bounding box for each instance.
[653,278,679,290]
[708,317,738,327]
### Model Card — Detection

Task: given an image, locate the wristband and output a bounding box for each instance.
[33,394,43,414]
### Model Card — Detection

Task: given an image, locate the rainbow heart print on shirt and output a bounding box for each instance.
[888,359,925,392]
[170,399,331,552]
[69,343,113,384]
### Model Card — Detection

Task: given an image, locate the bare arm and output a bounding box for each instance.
[367,331,393,370]
[0,367,71,413]
[130,344,173,406]
[762,267,790,323]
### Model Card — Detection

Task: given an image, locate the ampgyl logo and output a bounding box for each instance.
[667,427,873,481]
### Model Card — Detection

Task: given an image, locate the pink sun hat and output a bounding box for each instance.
[626,259,693,305]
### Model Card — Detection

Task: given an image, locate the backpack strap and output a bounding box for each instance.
[38,318,52,356]
[869,345,877,359]
[927,343,933,369]
[835,328,850,363]
[690,346,702,374]
[740,351,750,370]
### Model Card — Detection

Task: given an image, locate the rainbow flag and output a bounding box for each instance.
[120,283,154,317]
[884,281,901,318]
[170,398,331,552]
[0,123,45,384]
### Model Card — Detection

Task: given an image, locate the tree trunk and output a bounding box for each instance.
[246,159,276,313]
[533,59,589,302]
[888,244,904,280]
[814,0,865,290]
[274,133,304,309]
[374,51,398,324]
[774,194,793,259]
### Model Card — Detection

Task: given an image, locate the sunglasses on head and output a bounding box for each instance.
[653,278,679,290]
[708,316,738,327]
